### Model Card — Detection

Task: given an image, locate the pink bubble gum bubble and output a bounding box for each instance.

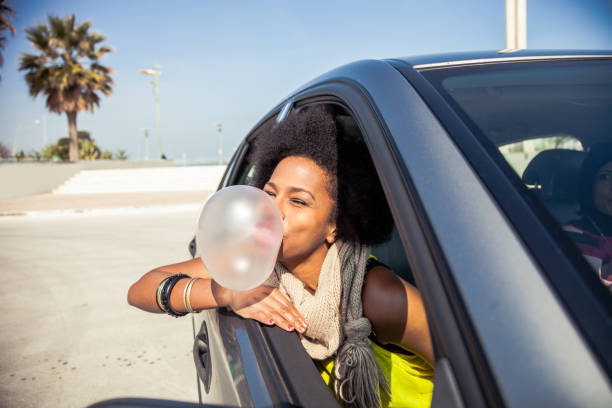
[196,185,283,291]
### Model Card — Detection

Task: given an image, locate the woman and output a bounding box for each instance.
[128,106,434,408]
[564,143,612,287]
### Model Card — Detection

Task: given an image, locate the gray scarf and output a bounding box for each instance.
[265,240,390,408]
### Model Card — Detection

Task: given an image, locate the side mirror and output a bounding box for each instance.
[188,236,196,258]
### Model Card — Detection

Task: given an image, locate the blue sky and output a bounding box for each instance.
[1,0,611,160]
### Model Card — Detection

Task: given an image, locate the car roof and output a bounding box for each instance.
[395,49,612,69]
[254,50,611,148]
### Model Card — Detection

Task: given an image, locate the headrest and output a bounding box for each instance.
[522,149,586,202]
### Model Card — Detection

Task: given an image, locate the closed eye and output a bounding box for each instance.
[291,198,307,206]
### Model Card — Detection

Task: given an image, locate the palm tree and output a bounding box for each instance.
[19,14,113,161]
[0,0,16,81]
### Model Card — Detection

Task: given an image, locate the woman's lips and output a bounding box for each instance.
[253,222,277,246]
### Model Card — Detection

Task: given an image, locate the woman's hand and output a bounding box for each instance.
[212,281,307,333]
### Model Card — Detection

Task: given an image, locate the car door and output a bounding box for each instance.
[190,67,477,407]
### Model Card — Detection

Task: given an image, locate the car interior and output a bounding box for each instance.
[521,148,586,225]
[334,109,416,285]
[500,134,609,229]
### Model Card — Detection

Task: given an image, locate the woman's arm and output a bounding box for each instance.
[127,258,214,312]
[127,257,307,332]
[362,265,434,366]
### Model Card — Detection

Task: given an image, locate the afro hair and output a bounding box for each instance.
[250,104,393,245]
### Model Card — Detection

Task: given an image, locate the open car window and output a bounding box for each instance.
[232,103,414,287]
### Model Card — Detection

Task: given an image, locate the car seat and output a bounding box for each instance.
[522,149,586,225]
[371,227,416,285]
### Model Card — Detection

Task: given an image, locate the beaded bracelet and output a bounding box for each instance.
[160,274,189,317]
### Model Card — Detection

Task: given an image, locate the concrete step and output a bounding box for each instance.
[53,166,226,194]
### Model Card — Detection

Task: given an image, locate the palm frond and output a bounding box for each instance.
[1,1,17,77]
[47,15,65,39]
[0,0,16,35]
[74,20,91,38]
[90,62,113,75]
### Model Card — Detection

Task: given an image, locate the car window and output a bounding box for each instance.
[232,150,255,186]
[421,60,612,291]
[236,104,411,282]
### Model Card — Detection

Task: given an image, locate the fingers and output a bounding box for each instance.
[230,286,308,333]
[268,290,307,332]
[245,293,307,333]
[268,307,299,332]
[250,308,296,332]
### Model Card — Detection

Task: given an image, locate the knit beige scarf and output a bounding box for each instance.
[265,240,390,408]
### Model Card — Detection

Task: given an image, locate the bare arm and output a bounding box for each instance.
[127,258,214,313]
[127,257,307,332]
[362,265,434,366]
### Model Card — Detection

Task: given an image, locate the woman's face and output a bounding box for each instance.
[594,160,612,217]
[263,156,336,264]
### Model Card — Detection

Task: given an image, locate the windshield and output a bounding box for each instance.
[420,59,612,290]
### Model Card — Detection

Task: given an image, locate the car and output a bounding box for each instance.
[93,50,612,408]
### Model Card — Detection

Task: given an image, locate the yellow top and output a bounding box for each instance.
[315,341,434,408]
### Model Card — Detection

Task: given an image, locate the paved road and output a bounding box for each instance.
[0,208,205,407]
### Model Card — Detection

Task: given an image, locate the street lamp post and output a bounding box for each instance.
[500,0,527,53]
[13,119,40,158]
[215,122,223,165]
[140,64,162,159]
[42,114,47,147]
[140,127,150,160]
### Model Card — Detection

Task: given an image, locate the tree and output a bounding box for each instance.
[0,0,16,81]
[41,130,126,161]
[0,141,10,158]
[19,14,113,161]
[41,130,101,160]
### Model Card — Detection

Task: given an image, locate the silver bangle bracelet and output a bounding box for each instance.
[183,277,199,313]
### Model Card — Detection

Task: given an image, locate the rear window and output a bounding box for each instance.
[420,59,612,291]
